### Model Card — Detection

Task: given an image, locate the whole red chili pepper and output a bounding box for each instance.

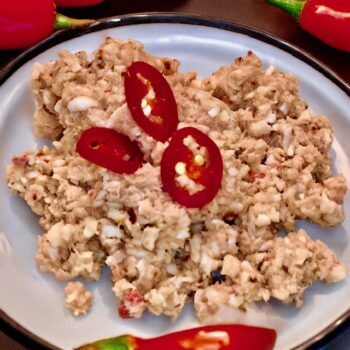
[0,0,95,49]
[55,0,104,7]
[76,324,277,350]
[267,0,350,52]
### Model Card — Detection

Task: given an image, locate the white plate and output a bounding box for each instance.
[0,14,349,350]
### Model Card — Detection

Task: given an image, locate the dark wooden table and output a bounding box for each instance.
[0,1,349,349]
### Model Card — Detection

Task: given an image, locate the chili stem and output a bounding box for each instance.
[76,335,132,350]
[55,13,95,29]
[266,0,306,20]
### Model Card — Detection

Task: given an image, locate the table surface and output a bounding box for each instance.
[0,0,349,349]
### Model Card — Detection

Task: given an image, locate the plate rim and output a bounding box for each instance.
[0,12,349,350]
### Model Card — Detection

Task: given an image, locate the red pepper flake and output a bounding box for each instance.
[12,154,29,168]
[76,127,143,174]
[118,303,131,319]
[118,290,145,319]
[248,169,266,182]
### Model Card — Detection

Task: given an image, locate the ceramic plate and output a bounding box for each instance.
[0,14,349,350]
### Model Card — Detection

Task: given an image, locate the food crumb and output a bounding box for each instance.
[64,281,93,316]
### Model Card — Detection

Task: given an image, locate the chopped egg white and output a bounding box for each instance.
[67,96,98,112]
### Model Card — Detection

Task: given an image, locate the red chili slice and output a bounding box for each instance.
[161,127,223,208]
[124,61,179,142]
[76,127,143,174]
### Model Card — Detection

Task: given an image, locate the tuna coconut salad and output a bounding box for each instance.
[7,37,347,321]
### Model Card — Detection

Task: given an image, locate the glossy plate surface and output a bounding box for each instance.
[0,14,349,350]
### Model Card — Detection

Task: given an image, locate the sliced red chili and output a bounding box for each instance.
[76,127,143,174]
[124,61,179,142]
[161,127,223,208]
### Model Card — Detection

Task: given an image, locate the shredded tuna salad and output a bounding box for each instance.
[7,37,347,320]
